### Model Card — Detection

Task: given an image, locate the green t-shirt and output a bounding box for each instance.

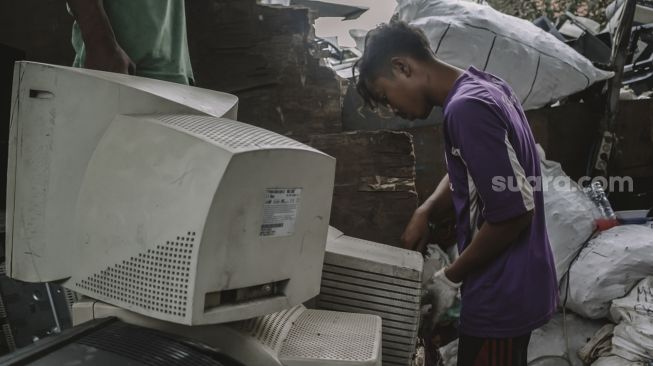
[71,0,194,85]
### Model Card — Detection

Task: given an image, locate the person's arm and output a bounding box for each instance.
[443,97,536,284]
[400,174,454,251]
[423,96,538,327]
[444,210,533,283]
[67,0,134,73]
[422,173,455,222]
[424,211,533,328]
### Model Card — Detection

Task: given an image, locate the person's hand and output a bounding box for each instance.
[423,268,460,330]
[85,42,135,75]
[401,207,430,250]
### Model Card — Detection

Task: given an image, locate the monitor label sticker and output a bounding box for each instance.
[260,188,302,237]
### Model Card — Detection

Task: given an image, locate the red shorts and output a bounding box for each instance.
[457,333,531,366]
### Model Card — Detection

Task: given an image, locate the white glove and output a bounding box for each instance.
[423,268,461,329]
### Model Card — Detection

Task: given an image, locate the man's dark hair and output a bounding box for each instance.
[354,21,434,110]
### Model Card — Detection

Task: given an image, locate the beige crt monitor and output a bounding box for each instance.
[73,300,383,366]
[6,62,336,325]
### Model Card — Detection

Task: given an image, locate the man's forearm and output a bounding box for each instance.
[444,210,533,283]
[419,174,454,221]
[67,0,117,46]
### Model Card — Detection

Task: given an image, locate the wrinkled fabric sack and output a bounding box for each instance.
[422,244,451,286]
[439,339,458,366]
[578,324,615,365]
[440,313,606,366]
[537,145,598,283]
[528,312,607,366]
[395,0,614,110]
[610,276,653,361]
[592,355,646,365]
[566,225,653,319]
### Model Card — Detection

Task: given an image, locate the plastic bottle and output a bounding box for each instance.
[587,182,619,231]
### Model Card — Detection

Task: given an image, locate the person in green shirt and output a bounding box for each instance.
[67,0,194,85]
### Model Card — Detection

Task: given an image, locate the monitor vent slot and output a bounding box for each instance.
[233,304,304,351]
[317,247,423,366]
[279,309,380,362]
[155,114,307,150]
[76,232,196,319]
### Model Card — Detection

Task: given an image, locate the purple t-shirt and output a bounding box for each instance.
[442,67,558,338]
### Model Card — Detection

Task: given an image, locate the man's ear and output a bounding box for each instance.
[390,57,411,78]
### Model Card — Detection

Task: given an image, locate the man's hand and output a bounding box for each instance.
[423,268,460,329]
[85,43,135,74]
[401,207,429,251]
[402,174,454,251]
[444,210,534,283]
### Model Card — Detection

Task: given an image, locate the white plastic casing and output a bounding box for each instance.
[7,62,335,325]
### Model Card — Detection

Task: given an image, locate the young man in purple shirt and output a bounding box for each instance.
[355,22,558,365]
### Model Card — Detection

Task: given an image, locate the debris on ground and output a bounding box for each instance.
[578,324,615,364]
[528,312,607,366]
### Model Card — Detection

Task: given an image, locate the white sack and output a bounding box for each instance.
[439,313,605,366]
[538,145,598,283]
[439,339,458,366]
[395,0,614,110]
[566,225,653,319]
[592,355,646,366]
[422,244,451,285]
[610,276,653,361]
[528,312,607,366]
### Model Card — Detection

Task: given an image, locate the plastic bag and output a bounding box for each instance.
[538,145,598,283]
[395,0,614,110]
[609,276,653,361]
[528,312,607,366]
[566,225,653,319]
[592,355,646,365]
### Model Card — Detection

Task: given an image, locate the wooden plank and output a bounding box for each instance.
[613,100,653,177]
[186,0,343,138]
[405,125,447,203]
[308,131,418,246]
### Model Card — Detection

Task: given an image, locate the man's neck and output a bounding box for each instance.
[425,61,464,107]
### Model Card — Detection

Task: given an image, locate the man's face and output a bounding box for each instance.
[367,60,432,121]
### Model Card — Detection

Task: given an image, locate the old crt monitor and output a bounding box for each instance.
[6,62,335,325]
